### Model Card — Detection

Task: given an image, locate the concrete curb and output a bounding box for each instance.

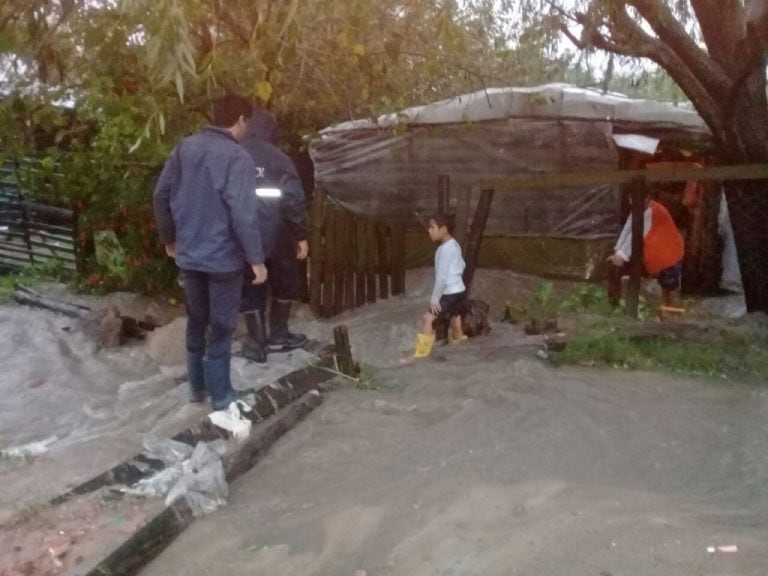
[85,390,324,576]
[51,364,335,506]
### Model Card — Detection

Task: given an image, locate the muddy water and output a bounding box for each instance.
[143,339,768,575]
[0,302,316,521]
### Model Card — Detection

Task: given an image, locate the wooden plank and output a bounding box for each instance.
[333,208,346,315]
[376,223,389,300]
[355,218,367,307]
[333,325,355,376]
[321,207,336,318]
[438,174,450,213]
[479,163,768,192]
[308,190,325,316]
[626,177,647,319]
[462,188,495,297]
[365,220,377,304]
[390,223,406,296]
[343,211,355,311]
[454,187,473,247]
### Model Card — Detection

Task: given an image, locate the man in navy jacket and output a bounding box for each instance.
[154,94,267,409]
[238,110,308,363]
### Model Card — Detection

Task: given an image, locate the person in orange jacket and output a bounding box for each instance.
[607,195,684,308]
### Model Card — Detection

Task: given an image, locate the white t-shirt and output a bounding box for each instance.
[431,238,466,305]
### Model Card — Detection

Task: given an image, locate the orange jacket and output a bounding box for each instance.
[644,200,684,275]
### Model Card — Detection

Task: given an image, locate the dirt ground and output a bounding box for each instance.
[139,270,768,576]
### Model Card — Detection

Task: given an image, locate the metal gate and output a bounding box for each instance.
[0,162,76,272]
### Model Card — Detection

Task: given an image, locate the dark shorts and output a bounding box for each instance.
[434,291,467,321]
[657,261,683,291]
[241,257,300,312]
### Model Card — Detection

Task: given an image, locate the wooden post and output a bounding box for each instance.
[376,222,390,299]
[454,186,473,247]
[333,209,346,315]
[321,207,336,318]
[462,188,495,298]
[343,211,355,311]
[309,189,325,316]
[438,175,450,213]
[390,222,406,295]
[626,176,647,319]
[333,325,355,376]
[355,218,367,307]
[365,220,377,304]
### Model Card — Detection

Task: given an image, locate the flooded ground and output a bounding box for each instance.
[141,271,768,576]
[2,269,766,575]
[0,289,316,527]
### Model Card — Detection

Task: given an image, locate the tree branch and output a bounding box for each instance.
[561,4,727,144]
[626,0,731,103]
[690,0,744,69]
[211,0,250,46]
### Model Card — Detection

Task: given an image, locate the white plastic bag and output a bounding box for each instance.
[207,400,252,441]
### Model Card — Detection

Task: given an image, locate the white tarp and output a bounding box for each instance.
[310,84,711,239]
[321,84,709,134]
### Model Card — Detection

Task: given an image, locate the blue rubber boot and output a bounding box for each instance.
[187,352,206,403]
[204,357,237,410]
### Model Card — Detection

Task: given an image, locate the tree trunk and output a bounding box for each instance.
[720,67,768,313]
[724,178,768,312]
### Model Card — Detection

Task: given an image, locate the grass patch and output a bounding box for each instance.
[551,327,768,382]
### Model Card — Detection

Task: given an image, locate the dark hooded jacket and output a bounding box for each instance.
[240,110,307,259]
[153,126,264,273]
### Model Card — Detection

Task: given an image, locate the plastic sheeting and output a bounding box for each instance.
[312,118,621,238]
[311,84,712,239]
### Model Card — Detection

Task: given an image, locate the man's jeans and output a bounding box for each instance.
[182,269,242,403]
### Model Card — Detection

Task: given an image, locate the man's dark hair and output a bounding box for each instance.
[432,212,455,234]
[211,94,252,128]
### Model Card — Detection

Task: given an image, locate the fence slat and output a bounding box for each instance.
[366,220,377,304]
[390,223,406,296]
[321,208,336,318]
[355,218,367,307]
[309,189,325,316]
[333,209,346,315]
[343,211,355,311]
[376,223,389,300]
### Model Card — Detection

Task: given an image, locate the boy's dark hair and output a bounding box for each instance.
[432,212,455,234]
[211,94,252,128]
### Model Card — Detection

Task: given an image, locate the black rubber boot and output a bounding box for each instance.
[267,299,308,351]
[241,310,267,364]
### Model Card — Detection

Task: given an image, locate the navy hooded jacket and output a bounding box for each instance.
[153,126,264,273]
[239,110,308,259]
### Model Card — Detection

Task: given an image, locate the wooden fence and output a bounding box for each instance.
[0,162,77,273]
[308,190,406,318]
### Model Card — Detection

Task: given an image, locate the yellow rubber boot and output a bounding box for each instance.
[413,333,435,358]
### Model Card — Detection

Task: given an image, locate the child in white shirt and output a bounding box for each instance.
[413,213,467,358]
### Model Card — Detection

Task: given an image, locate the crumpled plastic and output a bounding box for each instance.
[207,400,253,441]
[165,441,228,516]
[124,439,229,516]
[1,435,58,459]
[125,466,183,498]
[142,434,194,465]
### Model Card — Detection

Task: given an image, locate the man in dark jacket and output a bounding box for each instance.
[154,94,267,409]
[239,109,308,363]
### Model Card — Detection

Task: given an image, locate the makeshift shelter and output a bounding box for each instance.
[310,84,732,286]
